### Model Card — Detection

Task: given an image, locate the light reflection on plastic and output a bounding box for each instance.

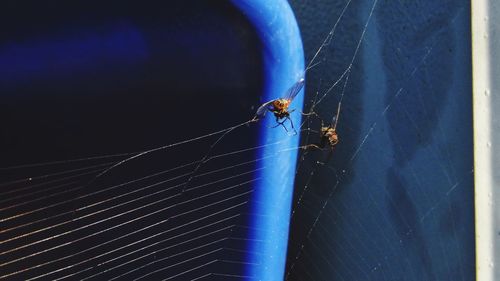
[232,0,304,280]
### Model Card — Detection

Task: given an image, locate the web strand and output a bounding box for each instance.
[286,2,473,280]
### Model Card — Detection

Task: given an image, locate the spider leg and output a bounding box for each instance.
[300,110,319,118]
[302,110,328,133]
[304,143,323,150]
[300,143,318,159]
[302,128,320,134]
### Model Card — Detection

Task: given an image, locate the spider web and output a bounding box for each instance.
[286,0,475,280]
[0,0,475,280]
[0,2,271,279]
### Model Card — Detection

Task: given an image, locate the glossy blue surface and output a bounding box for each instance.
[232,1,305,280]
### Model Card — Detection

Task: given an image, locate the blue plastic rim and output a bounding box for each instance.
[0,1,302,278]
[231,1,305,280]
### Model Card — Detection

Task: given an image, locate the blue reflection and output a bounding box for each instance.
[0,23,148,85]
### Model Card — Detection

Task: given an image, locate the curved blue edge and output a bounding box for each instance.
[231,1,305,280]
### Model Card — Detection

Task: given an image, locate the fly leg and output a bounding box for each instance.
[272,117,289,133]
[287,116,298,135]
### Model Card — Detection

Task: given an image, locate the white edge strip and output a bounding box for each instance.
[472,0,497,280]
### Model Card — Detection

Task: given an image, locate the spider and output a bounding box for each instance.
[254,78,305,133]
[307,102,341,150]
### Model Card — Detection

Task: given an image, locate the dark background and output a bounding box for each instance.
[287,0,475,280]
[0,0,263,169]
[1,1,264,279]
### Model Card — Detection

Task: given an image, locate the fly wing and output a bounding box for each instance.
[284,78,305,101]
[254,100,275,119]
